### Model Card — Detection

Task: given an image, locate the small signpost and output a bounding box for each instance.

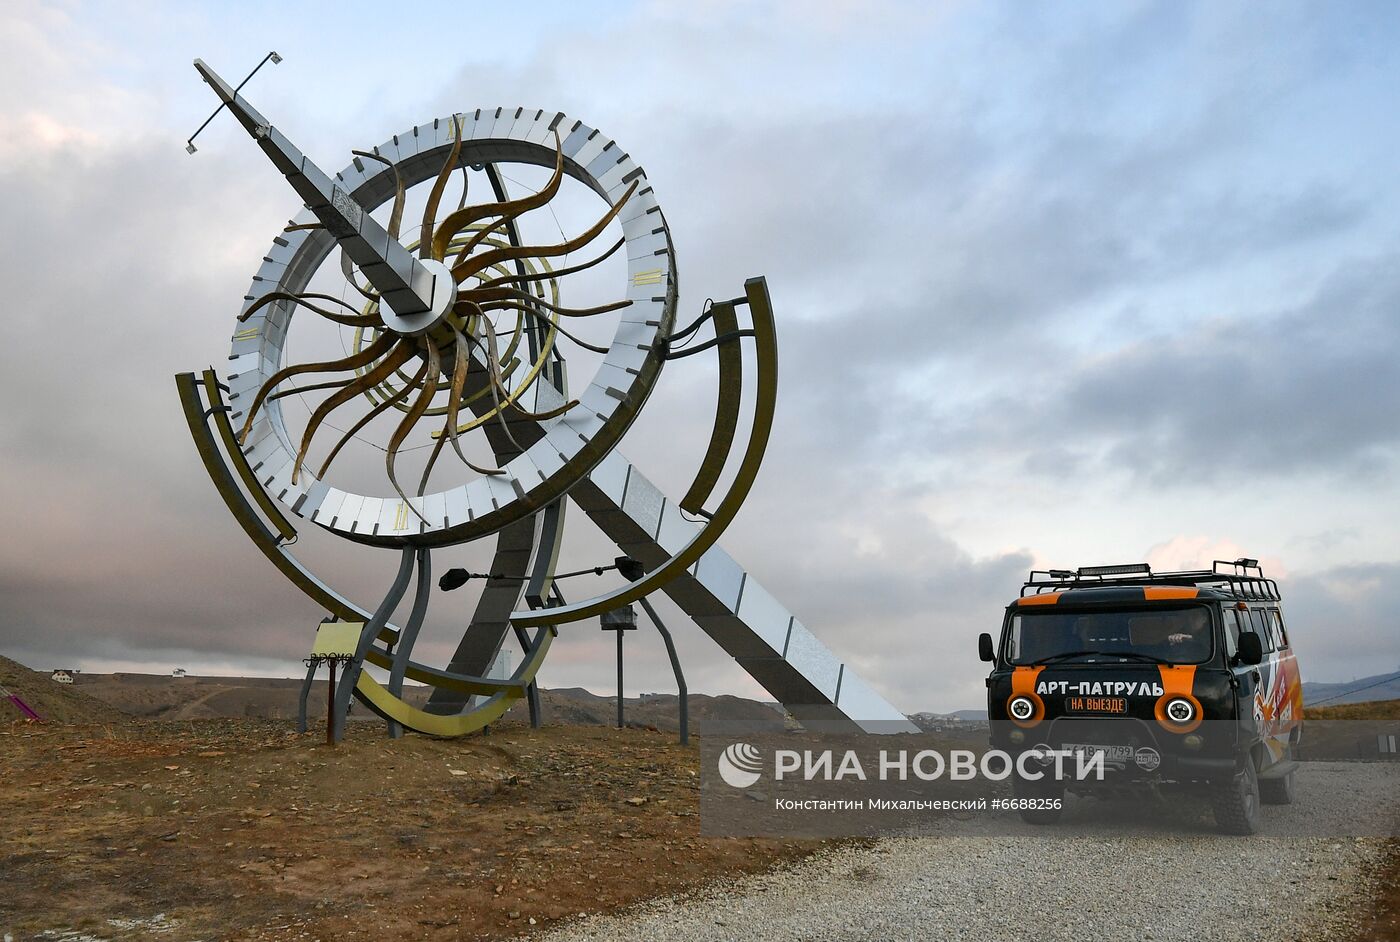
[301,621,362,746]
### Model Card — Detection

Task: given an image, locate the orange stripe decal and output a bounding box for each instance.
[1017,593,1063,606]
[1011,665,1045,697]
[1009,666,1046,727]
[1143,587,1199,600]
[1157,664,1196,698]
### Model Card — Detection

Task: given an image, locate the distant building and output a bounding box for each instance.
[50,670,76,684]
[172,668,187,678]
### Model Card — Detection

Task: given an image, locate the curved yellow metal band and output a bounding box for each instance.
[175,371,400,647]
[361,630,552,697]
[680,299,741,514]
[507,275,777,628]
[353,672,522,737]
[183,369,555,737]
[201,370,297,541]
[354,625,554,735]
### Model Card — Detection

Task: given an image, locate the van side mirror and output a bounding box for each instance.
[1237,631,1264,666]
[978,632,996,663]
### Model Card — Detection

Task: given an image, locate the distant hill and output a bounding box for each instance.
[1304,698,1400,721]
[53,671,787,732]
[1303,671,1400,706]
[908,710,988,732]
[0,656,123,725]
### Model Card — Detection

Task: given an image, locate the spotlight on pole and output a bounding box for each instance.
[439,568,471,592]
[615,556,644,580]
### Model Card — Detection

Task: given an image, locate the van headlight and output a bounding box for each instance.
[1165,697,1196,725]
[1008,696,1036,721]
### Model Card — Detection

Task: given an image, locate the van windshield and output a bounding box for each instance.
[1006,606,1214,665]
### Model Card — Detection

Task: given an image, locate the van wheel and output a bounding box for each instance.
[1211,761,1261,835]
[1260,748,1297,805]
[1013,780,1064,826]
[1259,768,1295,805]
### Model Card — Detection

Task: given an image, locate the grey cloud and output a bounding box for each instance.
[1281,563,1400,685]
[936,254,1400,487]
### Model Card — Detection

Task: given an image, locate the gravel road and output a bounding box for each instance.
[544,762,1400,942]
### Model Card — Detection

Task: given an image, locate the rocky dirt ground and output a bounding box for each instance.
[544,761,1400,942]
[0,719,815,941]
[1352,842,1400,941]
[5,660,1398,942]
[1306,700,1400,941]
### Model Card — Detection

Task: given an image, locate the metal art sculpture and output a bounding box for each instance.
[177,56,916,740]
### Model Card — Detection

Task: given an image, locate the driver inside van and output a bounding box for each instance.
[1129,614,1208,661]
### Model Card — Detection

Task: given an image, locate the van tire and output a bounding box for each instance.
[1211,761,1262,835]
[1259,768,1295,805]
[1260,747,1297,805]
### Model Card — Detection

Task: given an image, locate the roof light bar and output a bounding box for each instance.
[1077,563,1152,577]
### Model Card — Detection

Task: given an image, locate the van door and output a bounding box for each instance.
[1223,606,1258,743]
[1248,607,1292,763]
[1267,609,1304,742]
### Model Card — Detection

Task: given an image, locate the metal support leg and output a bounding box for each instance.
[296,659,316,734]
[387,547,432,739]
[638,596,688,745]
[333,546,415,742]
[616,626,625,729]
[514,624,542,728]
[326,661,337,747]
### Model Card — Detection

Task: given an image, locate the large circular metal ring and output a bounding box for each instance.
[224,109,677,547]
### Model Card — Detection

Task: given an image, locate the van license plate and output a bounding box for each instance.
[1063,743,1134,762]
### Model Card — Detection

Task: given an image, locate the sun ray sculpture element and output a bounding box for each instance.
[177,58,916,740]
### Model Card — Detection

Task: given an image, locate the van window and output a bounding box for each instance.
[1248,609,1275,652]
[1221,608,1241,658]
[1267,610,1288,649]
[1006,607,1213,665]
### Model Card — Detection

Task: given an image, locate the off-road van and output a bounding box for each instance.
[979,559,1303,834]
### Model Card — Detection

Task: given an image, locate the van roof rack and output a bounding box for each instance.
[1021,558,1280,601]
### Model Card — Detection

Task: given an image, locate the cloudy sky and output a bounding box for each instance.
[3,1,1398,714]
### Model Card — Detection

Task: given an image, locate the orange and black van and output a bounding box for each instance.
[979,559,1303,834]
